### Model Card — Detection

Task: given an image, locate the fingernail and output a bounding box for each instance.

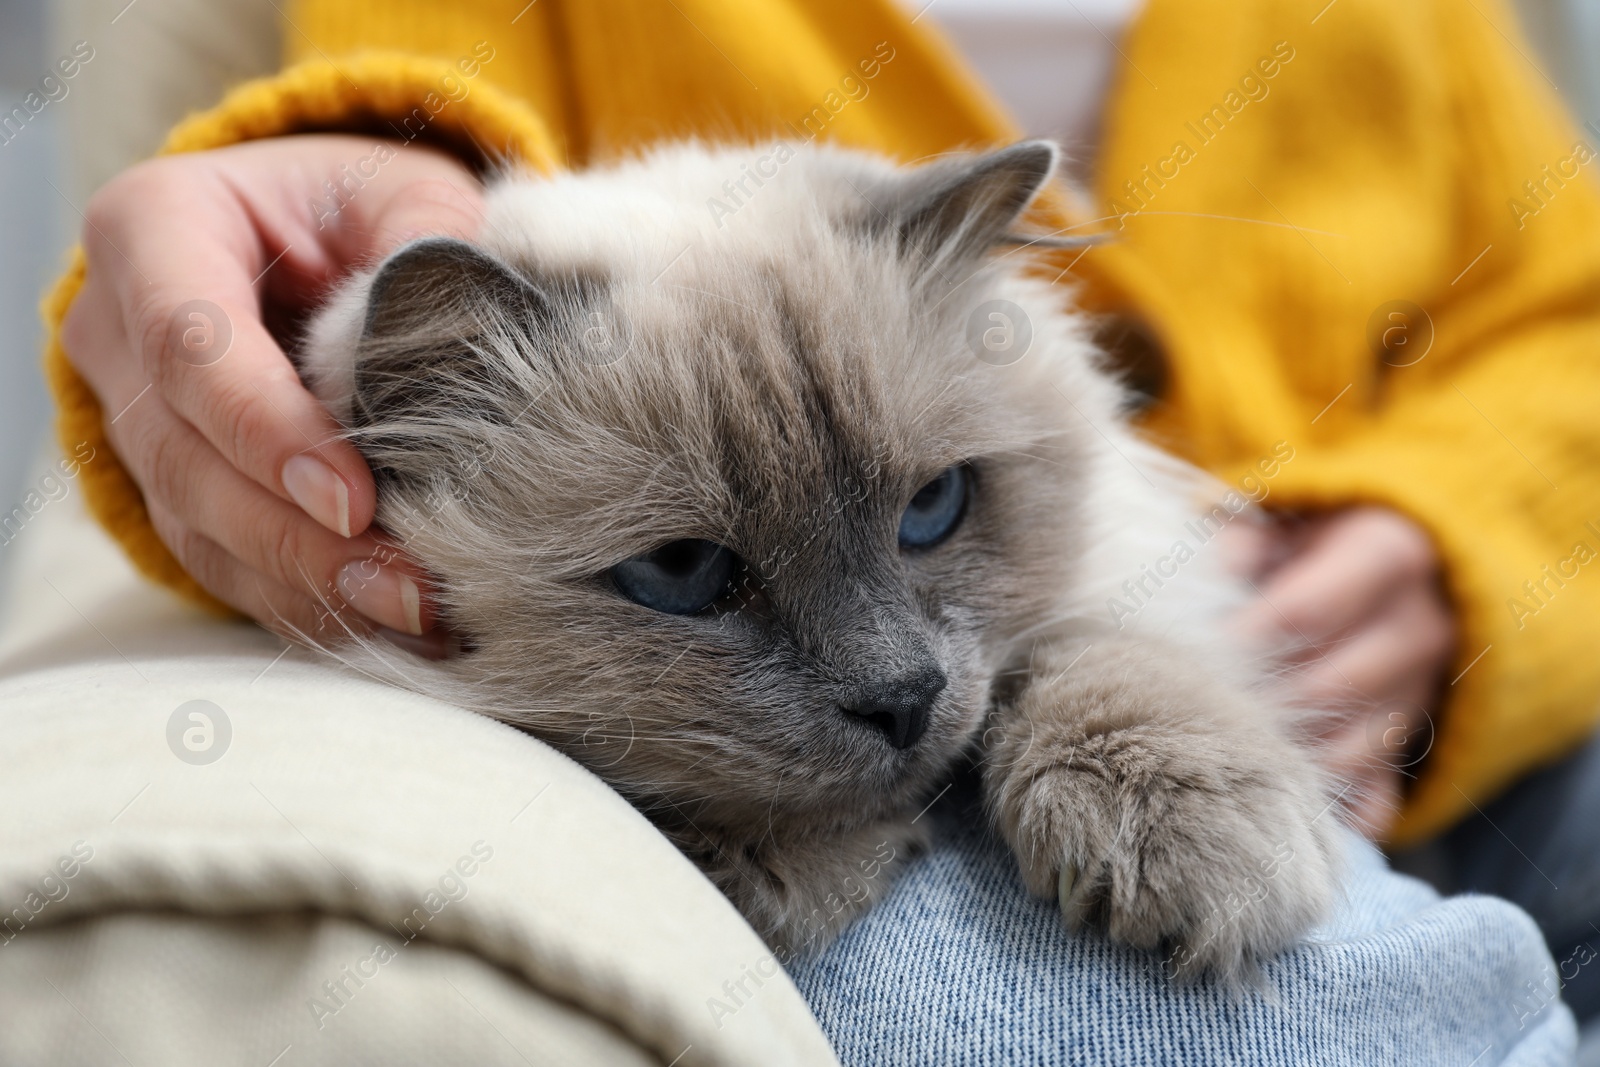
[283,454,351,538]
[375,626,459,660]
[337,560,425,635]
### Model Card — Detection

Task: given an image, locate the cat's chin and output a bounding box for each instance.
[662,811,932,956]
[807,723,985,816]
[641,718,986,949]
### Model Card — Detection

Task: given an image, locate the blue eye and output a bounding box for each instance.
[898,465,969,548]
[611,539,738,615]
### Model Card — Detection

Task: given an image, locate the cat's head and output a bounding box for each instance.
[304,140,1117,843]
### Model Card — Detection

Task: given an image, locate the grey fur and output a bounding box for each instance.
[299,140,1339,980]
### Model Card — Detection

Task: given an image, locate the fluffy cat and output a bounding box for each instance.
[299,139,1340,981]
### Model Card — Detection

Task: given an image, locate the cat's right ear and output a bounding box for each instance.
[866,141,1057,274]
[859,140,1101,280]
[351,236,552,428]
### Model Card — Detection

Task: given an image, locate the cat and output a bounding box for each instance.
[299,139,1340,981]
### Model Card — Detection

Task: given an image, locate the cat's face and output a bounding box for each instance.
[322,142,1109,840]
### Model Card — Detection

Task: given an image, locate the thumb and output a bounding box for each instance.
[325,145,487,264]
[368,174,486,254]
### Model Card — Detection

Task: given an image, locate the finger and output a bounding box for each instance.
[147,505,457,663]
[82,158,378,541]
[1343,764,1402,840]
[1290,582,1455,718]
[234,138,486,307]
[230,137,489,296]
[1237,507,1437,649]
[145,501,350,641]
[1311,697,1420,780]
[107,378,434,635]
[1306,718,1404,840]
[328,169,487,263]
[66,259,429,636]
[1210,515,1282,582]
[1329,732,1405,840]
[60,271,128,388]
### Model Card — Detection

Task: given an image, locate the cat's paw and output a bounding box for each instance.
[985,684,1340,982]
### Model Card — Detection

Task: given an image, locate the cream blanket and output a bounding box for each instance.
[0,458,837,1066]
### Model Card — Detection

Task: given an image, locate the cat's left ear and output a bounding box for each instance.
[866,140,1095,274]
[350,236,554,429]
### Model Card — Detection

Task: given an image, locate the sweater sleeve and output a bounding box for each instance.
[42,53,562,614]
[47,0,1599,848]
[1078,0,1600,845]
[1269,1,1600,845]
[1264,318,1600,848]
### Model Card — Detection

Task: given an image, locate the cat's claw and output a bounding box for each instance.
[986,640,1341,979]
[1058,861,1090,932]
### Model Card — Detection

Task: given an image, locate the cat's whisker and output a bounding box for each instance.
[1038,211,1348,240]
[664,283,761,316]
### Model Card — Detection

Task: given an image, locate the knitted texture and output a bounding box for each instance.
[41,0,1600,843]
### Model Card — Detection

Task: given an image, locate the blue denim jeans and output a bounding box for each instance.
[1402,729,1600,1025]
[787,778,1575,1066]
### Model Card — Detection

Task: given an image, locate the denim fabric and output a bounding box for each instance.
[788,781,1575,1066]
[1428,729,1600,1023]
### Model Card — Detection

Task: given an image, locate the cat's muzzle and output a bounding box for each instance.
[839,666,947,749]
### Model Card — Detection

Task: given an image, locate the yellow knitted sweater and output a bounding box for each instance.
[43,0,1600,846]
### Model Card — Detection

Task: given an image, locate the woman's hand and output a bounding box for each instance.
[1228,507,1457,838]
[62,135,485,647]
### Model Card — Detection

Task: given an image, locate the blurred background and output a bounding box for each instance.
[0,0,69,604]
[0,0,1597,601]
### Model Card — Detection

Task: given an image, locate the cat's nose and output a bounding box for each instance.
[841,667,947,750]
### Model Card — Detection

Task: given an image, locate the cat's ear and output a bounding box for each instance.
[869,141,1084,274]
[352,236,551,428]
[362,237,547,342]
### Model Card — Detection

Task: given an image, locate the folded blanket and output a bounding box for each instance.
[0,462,837,1066]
